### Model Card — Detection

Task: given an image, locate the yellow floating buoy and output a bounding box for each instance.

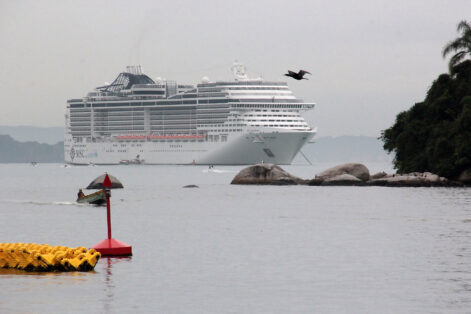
[0,243,100,272]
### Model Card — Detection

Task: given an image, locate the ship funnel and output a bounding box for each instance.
[126,65,143,75]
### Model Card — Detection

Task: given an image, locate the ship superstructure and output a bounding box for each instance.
[65,63,316,165]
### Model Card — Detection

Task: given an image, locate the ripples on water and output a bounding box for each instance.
[0,163,470,313]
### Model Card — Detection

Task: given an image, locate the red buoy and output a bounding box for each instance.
[91,173,132,257]
[92,238,132,256]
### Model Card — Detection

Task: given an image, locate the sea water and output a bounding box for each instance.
[0,163,470,313]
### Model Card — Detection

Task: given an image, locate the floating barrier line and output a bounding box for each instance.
[0,243,100,272]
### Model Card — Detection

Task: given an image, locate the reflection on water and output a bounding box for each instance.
[101,257,132,314]
[0,268,92,277]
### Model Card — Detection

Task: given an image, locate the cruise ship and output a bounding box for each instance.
[64,62,316,165]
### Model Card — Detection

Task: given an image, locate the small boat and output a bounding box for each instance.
[119,158,144,165]
[77,190,106,206]
[120,155,144,165]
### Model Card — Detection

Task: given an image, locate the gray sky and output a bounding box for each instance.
[0,0,468,137]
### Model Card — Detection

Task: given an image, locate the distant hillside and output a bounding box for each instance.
[0,135,64,163]
[0,126,391,164]
[0,126,64,145]
[301,136,392,162]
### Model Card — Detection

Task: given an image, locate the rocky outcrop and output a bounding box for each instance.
[315,163,370,182]
[231,163,306,185]
[368,172,460,187]
[311,164,463,186]
[231,163,467,187]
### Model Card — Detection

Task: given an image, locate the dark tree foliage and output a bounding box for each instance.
[381,60,471,178]
[442,20,471,73]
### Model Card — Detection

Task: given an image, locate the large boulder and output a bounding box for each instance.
[231,163,306,185]
[315,163,370,182]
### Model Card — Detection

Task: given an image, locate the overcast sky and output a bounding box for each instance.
[0,0,468,137]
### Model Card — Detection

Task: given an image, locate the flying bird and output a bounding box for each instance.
[284,70,311,80]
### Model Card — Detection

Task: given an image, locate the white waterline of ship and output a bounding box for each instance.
[65,62,317,165]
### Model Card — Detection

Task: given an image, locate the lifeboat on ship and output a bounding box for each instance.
[120,154,145,165]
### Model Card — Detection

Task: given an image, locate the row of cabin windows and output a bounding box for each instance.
[69,99,303,110]
[205,129,243,133]
[227,86,288,90]
[228,92,293,96]
[70,99,304,111]
[197,87,287,92]
[246,119,301,122]
[233,104,303,108]
[243,113,298,117]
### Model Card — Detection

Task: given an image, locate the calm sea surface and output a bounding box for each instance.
[0,162,470,313]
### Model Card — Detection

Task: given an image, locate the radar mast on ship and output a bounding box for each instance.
[231,61,262,82]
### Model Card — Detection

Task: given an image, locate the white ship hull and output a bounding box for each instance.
[65,130,315,165]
